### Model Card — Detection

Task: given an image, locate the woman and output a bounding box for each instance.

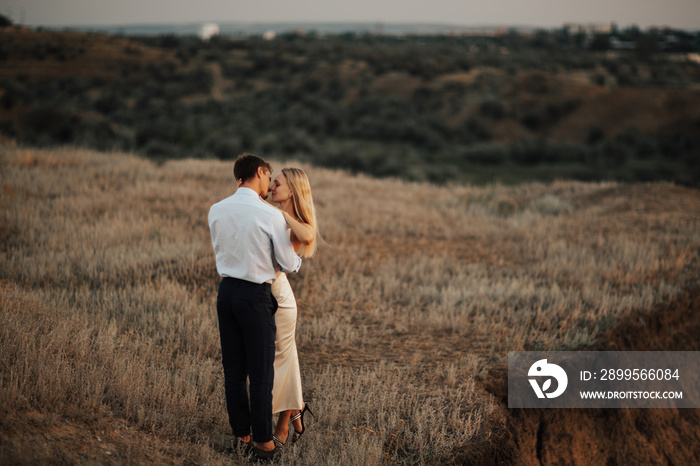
[268,167,318,447]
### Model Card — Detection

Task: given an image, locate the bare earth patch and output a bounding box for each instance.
[496,287,700,465]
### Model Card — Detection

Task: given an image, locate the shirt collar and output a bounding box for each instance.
[236,187,260,197]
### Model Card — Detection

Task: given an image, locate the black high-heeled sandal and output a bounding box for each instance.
[291,402,315,443]
[272,434,286,448]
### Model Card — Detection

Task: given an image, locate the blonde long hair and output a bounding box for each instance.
[282,167,319,258]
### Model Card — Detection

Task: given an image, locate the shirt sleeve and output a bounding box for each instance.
[269,211,302,274]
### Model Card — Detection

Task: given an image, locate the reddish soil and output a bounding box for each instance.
[0,27,174,82]
[483,286,700,465]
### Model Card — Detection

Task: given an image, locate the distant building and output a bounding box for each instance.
[610,37,635,50]
[564,22,613,35]
[200,23,219,40]
[263,30,276,40]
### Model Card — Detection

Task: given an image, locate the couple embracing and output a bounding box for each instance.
[208,153,318,460]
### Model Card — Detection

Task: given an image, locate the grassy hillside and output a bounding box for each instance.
[1,146,699,464]
[1,27,699,186]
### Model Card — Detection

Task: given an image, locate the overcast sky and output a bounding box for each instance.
[2,0,699,30]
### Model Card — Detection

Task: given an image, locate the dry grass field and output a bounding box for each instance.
[1,146,699,465]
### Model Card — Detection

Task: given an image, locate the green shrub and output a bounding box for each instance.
[463,117,493,142]
[20,108,78,144]
[460,144,509,165]
[546,99,580,121]
[616,127,657,159]
[600,139,631,167]
[520,110,545,131]
[325,76,346,101]
[480,100,506,120]
[586,126,605,145]
[0,13,12,27]
[143,140,181,158]
[94,93,123,115]
[590,73,606,86]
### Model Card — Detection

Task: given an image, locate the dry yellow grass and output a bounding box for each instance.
[1,146,698,464]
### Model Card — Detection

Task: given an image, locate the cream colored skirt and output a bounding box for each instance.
[271,272,303,414]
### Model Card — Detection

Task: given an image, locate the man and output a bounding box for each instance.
[208,153,302,460]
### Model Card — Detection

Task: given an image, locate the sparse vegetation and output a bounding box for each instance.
[0,27,699,186]
[1,147,699,463]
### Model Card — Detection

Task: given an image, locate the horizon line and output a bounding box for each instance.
[30,19,699,33]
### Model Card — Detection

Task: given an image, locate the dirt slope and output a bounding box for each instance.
[485,287,700,465]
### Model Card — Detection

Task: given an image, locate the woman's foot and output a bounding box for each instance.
[272,431,288,448]
[291,402,314,443]
[290,408,302,436]
[273,410,292,447]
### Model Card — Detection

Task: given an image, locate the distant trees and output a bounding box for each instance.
[589,34,611,51]
[1,28,699,186]
[0,14,12,27]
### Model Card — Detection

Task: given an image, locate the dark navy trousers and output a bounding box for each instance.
[216,277,277,443]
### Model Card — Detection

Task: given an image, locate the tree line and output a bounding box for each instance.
[1,21,699,186]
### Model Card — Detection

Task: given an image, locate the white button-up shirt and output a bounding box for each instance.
[208,187,302,284]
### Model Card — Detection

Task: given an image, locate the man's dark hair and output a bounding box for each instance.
[233,153,271,182]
